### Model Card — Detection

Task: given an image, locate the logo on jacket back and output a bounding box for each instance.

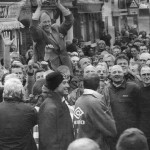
[74,107,84,119]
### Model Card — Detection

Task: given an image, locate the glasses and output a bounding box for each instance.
[141,73,150,77]
[140,59,147,62]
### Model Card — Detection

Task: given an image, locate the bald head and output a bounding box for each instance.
[68,138,100,150]
[139,53,150,66]
[79,57,91,70]
[84,65,97,78]
[111,65,123,74]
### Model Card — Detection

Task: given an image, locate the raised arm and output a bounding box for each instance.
[30,0,47,42]
[0,32,4,61]
[55,0,74,36]
[2,31,14,70]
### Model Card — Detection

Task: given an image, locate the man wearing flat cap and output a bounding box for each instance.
[39,71,74,150]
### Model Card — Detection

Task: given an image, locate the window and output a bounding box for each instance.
[118,0,127,9]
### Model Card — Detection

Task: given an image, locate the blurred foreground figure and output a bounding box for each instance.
[68,138,100,150]
[116,128,149,150]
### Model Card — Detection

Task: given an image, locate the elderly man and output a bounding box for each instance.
[139,53,150,66]
[139,65,150,148]
[0,78,37,150]
[79,57,91,71]
[73,72,116,150]
[30,0,74,73]
[108,65,141,149]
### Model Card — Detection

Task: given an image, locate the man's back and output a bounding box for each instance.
[74,89,116,150]
[0,101,37,150]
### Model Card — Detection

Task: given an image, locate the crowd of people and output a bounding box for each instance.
[0,0,150,150]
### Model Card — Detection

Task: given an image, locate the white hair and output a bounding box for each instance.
[3,78,24,100]
[103,54,115,62]
[140,53,150,60]
[5,73,18,83]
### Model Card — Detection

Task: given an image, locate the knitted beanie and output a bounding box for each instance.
[46,71,64,91]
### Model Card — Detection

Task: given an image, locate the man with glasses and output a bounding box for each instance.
[139,65,150,148]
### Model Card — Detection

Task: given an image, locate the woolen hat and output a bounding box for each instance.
[116,128,149,150]
[46,71,64,91]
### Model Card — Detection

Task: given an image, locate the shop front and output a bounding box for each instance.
[73,0,104,42]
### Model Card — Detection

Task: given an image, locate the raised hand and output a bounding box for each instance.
[2,31,14,46]
[55,0,61,7]
[45,44,54,53]
[37,0,47,7]
[37,0,42,7]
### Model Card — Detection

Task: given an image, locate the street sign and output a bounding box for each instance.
[130,0,139,8]
[129,8,138,15]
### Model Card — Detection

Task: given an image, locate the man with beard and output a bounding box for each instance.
[108,65,141,150]
[139,65,150,148]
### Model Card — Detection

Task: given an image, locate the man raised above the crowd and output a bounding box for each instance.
[30,0,74,73]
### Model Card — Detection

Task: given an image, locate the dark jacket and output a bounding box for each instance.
[30,14,74,74]
[74,89,117,150]
[139,84,150,138]
[108,80,140,136]
[124,71,141,85]
[0,99,37,150]
[39,90,74,150]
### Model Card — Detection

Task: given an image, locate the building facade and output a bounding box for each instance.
[0,0,33,56]
[72,0,104,42]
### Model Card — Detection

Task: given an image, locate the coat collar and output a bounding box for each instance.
[83,89,103,99]
[110,80,126,89]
